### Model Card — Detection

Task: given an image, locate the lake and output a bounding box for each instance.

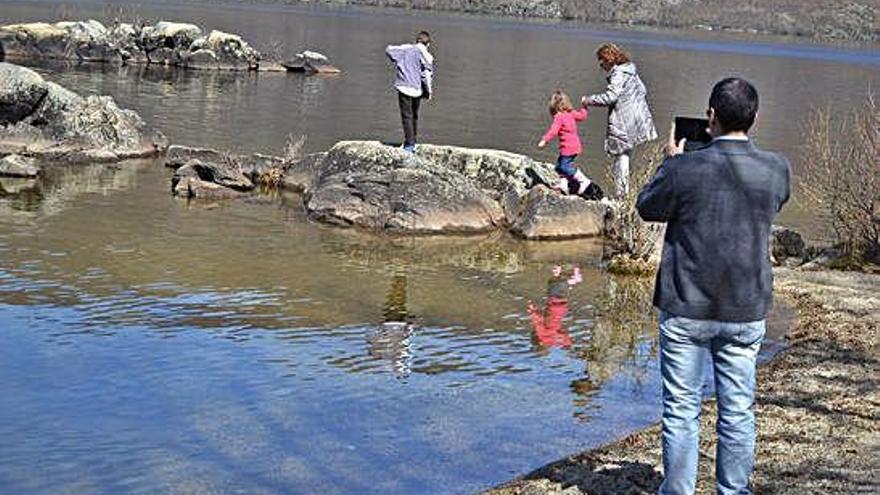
[0,1,877,493]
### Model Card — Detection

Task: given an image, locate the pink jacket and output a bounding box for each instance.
[541,108,588,156]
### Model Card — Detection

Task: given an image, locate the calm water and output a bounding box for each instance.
[0,1,876,494]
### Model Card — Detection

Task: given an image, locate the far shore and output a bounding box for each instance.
[481,266,880,494]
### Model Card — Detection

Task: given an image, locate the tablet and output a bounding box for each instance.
[674,117,711,151]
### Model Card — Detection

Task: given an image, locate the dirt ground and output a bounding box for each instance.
[481,267,880,495]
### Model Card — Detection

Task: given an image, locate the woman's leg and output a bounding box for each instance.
[612,151,631,198]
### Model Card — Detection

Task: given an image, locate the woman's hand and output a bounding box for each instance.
[580,96,590,107]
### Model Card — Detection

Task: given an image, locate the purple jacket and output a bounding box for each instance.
[385,43,434,98]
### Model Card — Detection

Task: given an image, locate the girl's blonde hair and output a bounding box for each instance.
[596,42,631,66]
[548,90,574,115]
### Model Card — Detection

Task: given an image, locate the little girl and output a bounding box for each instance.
[538,90,593,195]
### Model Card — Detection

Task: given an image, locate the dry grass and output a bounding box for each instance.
[799,93,879,267]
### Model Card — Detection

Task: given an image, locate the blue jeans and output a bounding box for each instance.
[658,312,765,495]
[555,154,577,178]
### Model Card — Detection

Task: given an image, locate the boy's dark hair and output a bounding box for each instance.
[416,31,431,45]
[709,77,759,132]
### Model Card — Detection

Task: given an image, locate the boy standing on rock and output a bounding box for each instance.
[385,31,434,153]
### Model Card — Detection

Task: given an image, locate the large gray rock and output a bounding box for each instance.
[0,62,48,124]
[305,142,504,233]
[0,22,70,59]
[0,62,161,161]
[140,21,202,53]
[510,186,608,239]
[190,30,260,70]
[0,154,40,177]
[165,145,284,183]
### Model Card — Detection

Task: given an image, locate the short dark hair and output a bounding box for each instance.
[416,31,431,45]
[709,78,759,132]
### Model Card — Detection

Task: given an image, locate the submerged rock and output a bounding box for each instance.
[0,62,163,162]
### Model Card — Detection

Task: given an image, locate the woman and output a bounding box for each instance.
[582,43,657,198]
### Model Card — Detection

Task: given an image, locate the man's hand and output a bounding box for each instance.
[666,121,686,157]
[537,140,547,149]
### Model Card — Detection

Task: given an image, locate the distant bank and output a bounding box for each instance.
[262,0,877,43]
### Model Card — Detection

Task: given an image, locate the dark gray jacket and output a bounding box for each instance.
[637,139,791,322]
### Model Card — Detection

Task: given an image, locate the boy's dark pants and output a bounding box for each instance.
[398,92,422,147]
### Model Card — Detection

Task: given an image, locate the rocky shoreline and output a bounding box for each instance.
[481,267,879,494]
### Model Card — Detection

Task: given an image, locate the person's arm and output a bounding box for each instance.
[636,157,678,222]
[572,107,588,122]
[584,69,626,107]
[778,155,792,212]
[385,44,405,62]
[539,115,562,146]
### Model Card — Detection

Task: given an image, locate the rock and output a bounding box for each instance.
[171,158,253,193]
[0,22,70,59]
[140,21,202,53]
[0,177,38,194]
[283,50,340,74]
[282,152,326,192]
[0,62,48,124]
[198,30,260,70]
[107,23,147,63]
[181,48,218,70]
[0,154,40,177]
[305,142,504,233]
[173,176,246,199]
[510,186,608,239]
[164,145,284,182]
[799,247,844,271]
[0,62,159,160]
[771,225,806,265]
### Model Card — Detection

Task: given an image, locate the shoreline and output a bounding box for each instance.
[239,0,879,44]
[481,267,880,494]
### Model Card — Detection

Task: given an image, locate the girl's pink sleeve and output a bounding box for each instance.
[541,115,563,143]
[573,108,588,122]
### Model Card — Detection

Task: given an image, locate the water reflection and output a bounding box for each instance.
[527,265,582,351]
[367,274,415,380]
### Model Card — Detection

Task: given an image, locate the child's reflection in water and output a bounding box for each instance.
[528,265,582,351]
[367,274,414,380]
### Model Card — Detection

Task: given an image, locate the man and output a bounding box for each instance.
[385,31,434,153]
[637,78,791,495]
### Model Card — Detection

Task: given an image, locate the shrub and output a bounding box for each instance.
[800,93,879,267]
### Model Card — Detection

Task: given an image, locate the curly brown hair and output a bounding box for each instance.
[548,90,574,115]
[596,42,631,66]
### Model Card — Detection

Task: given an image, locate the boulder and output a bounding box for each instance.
[510,186,608,239]
[196,30,260,70]
[164,145,284,183]
[0,22,70,59]
[0,154,40,177]
[0,62,48,124]
[107,23,147,63]
[0,62,160,160]
[181,48,219,70]
[140,21,202,53]
[305,142,504,233]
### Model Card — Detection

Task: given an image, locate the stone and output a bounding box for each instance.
[164,145,283,182]
[181,48,218,70]
[0,22,70,59]
[510,186,608,239]
[140,21,202,53]
[0,62,48,124]
[199,30,260,70]
[305,142,504,233]
[0,154,40,177]
[173,176,246,199]
[283,50,340,74]
[0,62,159,161]
[171,158,254,192]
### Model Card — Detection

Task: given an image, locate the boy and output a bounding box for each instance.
[385,31,434,153]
